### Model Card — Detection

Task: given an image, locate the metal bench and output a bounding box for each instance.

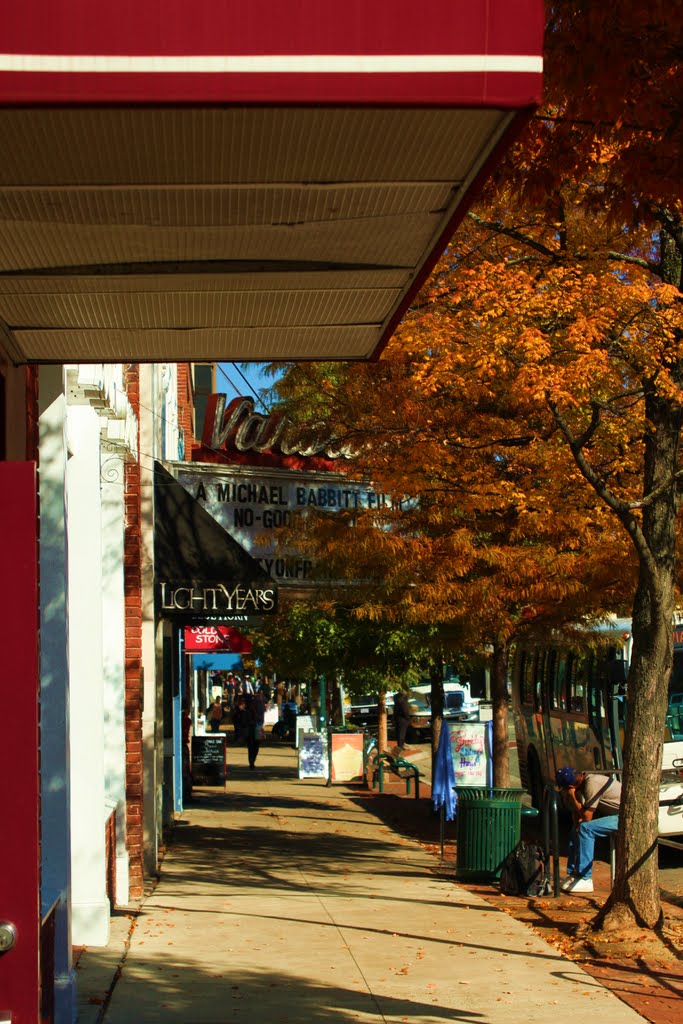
[374,752,421,798]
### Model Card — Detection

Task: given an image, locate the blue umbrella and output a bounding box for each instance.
[432,720,456,821]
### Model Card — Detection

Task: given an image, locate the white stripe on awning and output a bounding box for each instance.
[0,53,543,75]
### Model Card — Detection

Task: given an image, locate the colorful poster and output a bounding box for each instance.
[298,732,328,779]
[330,732,364,782]
[450,723,488,787]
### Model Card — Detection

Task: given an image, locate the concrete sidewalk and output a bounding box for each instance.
[77,742,646,1024]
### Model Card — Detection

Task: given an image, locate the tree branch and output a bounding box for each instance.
[628,467,683,510]
[574,401,603,449]
[546,397,656,573]
[467,212,557,260]
[607,251,660,274]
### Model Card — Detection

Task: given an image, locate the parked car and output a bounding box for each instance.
[345,690,432,741]
[345,695,386,733]
[443,684,481,723]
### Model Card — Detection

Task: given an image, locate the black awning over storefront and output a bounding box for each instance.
[154,462,277,618]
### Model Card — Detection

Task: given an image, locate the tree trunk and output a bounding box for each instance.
[331,672,344,726]
[430,656,444,775]
[491,640,511,788]
[378,690,388,752]
[597,388,681,932]
[600,576,674,930]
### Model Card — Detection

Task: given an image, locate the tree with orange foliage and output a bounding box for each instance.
[493,0,683,934]
[277,387,632,788]
[271,2,683,933]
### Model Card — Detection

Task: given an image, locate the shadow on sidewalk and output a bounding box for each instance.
[92,959,488,1022]
[165,788,440,899]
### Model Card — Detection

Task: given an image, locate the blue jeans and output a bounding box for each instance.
[567,815,619,879]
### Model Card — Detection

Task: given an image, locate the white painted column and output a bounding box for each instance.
[38,366,76,1022]
[101,456,130,906]
[66,405,110,946]
[140,364,160,874]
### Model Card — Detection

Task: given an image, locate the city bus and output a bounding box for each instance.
[510,617,683,836]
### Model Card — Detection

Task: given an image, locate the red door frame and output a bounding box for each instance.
[0,462,40,1022]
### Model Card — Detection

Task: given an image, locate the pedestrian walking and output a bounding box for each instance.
[232,697,248,745]
[181,704,193,802]
[207,697,223,733]
[393,688,411,752]
[246,691,265,769]
[275,680,285,720]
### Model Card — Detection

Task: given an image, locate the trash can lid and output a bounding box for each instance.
[454,786,526,801]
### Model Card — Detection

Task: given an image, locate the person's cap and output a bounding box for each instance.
[556,766,578,787]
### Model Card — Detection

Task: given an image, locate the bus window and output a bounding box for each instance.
[517,651,527,703]
[535,651,545,712]
[521,651,536,705]
[669,650,683,704]
[554,653,569,711]
[569,653,589,714]
[668,651,683,740]
[588,673,603,734]
[544,649,556,711]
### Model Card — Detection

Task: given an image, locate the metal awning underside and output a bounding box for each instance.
[0,1,543,365]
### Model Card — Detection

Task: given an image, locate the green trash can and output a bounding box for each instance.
[455,787,525,881]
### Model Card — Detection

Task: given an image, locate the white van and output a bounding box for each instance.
[410,681,480,723]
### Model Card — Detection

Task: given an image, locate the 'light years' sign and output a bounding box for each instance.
[159,582,276,614]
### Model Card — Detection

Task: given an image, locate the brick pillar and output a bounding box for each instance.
[177,361,201,455]
[124,366,144,899]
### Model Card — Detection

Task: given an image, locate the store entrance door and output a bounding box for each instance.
[0,462,41,1022]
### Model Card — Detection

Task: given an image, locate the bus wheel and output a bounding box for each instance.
[527,750,544,811]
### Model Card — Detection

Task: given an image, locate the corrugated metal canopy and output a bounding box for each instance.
[0,1,543,365]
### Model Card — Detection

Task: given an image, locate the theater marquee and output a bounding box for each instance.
[171,463,391,585]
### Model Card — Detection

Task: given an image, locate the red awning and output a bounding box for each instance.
[0,0,542,106]
[0,1,544,366]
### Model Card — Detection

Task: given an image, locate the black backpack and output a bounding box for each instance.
[499,841,550,897]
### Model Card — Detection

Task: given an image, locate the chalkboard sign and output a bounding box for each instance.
[192,735,227,785]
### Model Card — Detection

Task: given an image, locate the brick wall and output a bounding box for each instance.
[123,365,144,899]
[177,363,198,455]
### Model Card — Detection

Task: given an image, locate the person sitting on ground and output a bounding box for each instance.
[555,766,622,893]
